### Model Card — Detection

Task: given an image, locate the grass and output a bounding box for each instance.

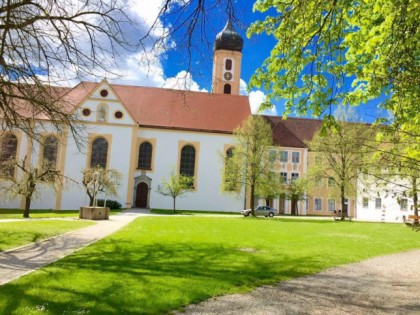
[0,220,95,252]
[0,217,419,314]
[151,208,239,215]
[0,209,124,219]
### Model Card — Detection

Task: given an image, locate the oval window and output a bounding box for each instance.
[100,89,108,97]
[114,111,123,119]
[82,108,91,116]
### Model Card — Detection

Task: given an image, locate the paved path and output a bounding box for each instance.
[179,249,420,315]
[0,208,148,285]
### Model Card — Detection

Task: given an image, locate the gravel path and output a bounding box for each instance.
[179,249,420,315]
[0,209,148,285]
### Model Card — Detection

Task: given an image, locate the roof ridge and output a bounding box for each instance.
[106,82,249,99]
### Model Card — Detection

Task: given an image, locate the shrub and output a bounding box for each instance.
[96,199,122,209]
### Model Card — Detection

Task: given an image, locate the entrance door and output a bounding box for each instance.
[279,194,286,214]
[291,198,298,215]
[136,182,148,208]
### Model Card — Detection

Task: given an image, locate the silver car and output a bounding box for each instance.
[241,206,278,217]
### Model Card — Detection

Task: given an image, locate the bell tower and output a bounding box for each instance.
[212,20,244,95]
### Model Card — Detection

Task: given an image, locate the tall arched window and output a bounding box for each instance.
[43,136,58,168]
[226,148,233,159]
[180,145,195,177]
[138,141,152,169]
[0,134,18,176]
[224,84,231,94]
[90,137,108,168]
[225,59,232,70]
[224,148,236,191]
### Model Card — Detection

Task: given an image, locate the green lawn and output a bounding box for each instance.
[0,220,95,252]
[0,209,124,219]
[0,217,419,314]
[151,208,239,215]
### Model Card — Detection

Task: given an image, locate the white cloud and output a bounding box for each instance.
[162,71,207,92]
[26,0,207,92]
[239,79,248,96]
[249,90,278,116]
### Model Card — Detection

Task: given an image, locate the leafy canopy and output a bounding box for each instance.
[248,0,420,132]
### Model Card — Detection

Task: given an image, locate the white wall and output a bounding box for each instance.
[134,129,245,212]
[356,178,416,222]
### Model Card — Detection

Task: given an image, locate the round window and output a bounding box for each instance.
[82,108,91,116]
[114,111,123,119]
[100,89,108,97]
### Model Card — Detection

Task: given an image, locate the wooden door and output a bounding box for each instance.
[136,182,148,208]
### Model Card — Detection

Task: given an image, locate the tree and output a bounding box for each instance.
[307,113,374,219]
[248,0,420,156]
[0,0,134,144]
[284,177,310,216]
[255,171,282,206]
[0,157,65,218]
[158,171,193,213]
[223,115,273,216]
[82,167,122,207]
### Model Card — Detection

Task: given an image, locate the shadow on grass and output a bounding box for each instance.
[0,240,320,314]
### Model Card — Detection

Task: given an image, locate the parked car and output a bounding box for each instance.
[241,206,278,217]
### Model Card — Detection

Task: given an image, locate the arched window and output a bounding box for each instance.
[223,84,231,94]
[90,137,108,168]
[138,141,152,170]
[225,59,232,70]
[180,145,195,177]
[43,136,58,168]
[0,134,18,176]
[224,148,236,191]
[226,148,233,159]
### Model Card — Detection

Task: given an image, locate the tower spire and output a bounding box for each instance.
[211,20,244,95]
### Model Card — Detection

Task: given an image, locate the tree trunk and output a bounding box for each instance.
[340,184,345,220]
[173,197,176,214]
[87,190,94,207]
[250,184,255,216]
[23,183,36,218]
[413,176,418,216]
[23,197,31,218]
[413,176,418,221]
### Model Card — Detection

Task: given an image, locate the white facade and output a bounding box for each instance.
[356,178,416,222]
[0,81,246,212]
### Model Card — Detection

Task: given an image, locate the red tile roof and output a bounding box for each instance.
[263,115,322,148]
[14,81,251,134]
[110,84,251,134]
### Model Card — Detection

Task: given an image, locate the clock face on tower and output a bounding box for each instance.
[223,72,233,81]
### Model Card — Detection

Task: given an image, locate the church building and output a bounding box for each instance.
[0,21,251,212]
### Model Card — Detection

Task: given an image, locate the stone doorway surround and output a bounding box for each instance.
[133,174,152,208]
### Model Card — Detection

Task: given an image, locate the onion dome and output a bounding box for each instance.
[214,20,244,52]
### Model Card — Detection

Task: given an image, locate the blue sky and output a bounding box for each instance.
[97,1,388,123]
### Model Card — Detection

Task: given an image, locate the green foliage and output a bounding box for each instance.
[82,167,122,207]
[255,171,282,201]
[223,116,273,214]
[96,199,122,210]
[158,170,194,213]
[0,217,419,314]
[307,110,375,211]
[248,0,420,156]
